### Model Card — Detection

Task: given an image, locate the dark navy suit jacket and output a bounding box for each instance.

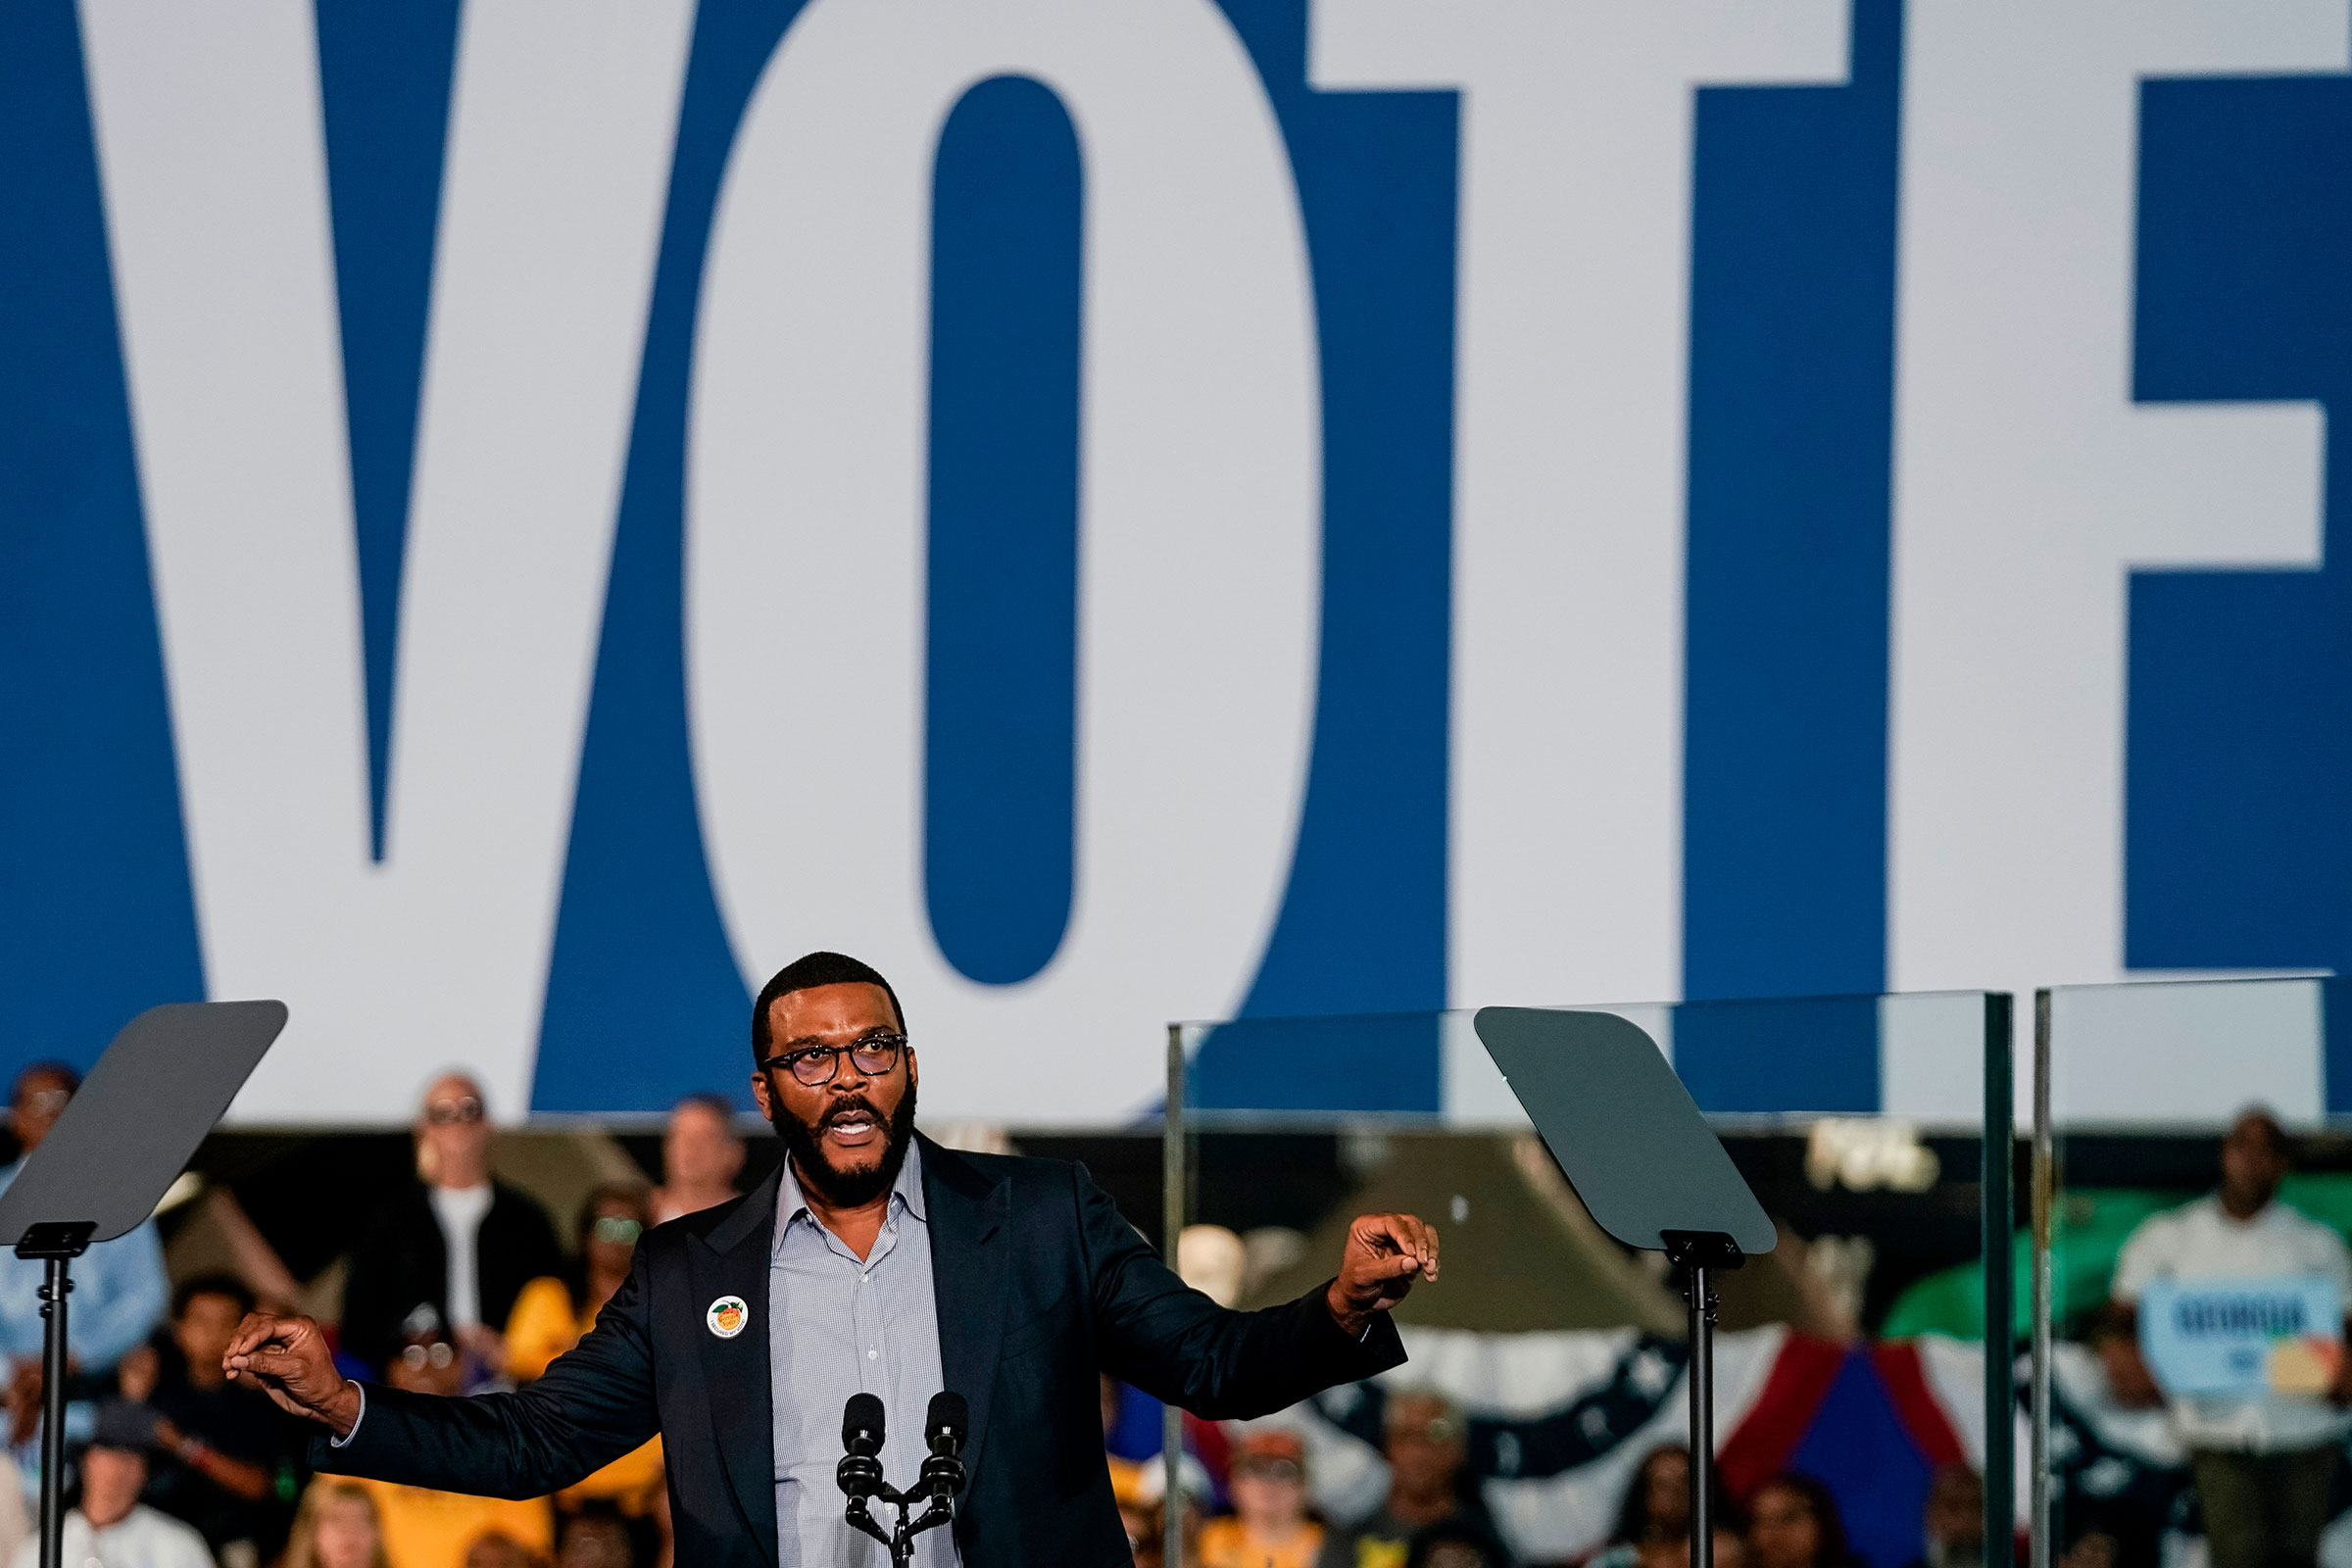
[316,1134,1407,1567]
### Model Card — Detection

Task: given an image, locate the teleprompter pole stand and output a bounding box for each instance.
[1663,1230,1744,1568]
[0,1002,286,1568]
[1473,1009,1774,1568]
[17,1222,92,1568]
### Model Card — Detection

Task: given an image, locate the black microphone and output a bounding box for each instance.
[920,1391,968,1509]
[839,1393,886,1505]
[844,1393,886,1458]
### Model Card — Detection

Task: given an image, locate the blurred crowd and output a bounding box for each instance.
[1107,1378,1986,1568]
[2045,1107,2352,1568]
[0,1067,752,1568]
[8,1044,2352,1568]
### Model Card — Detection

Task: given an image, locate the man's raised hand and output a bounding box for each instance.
[1326,1212,1440,1339]
[221,1312,363,1437]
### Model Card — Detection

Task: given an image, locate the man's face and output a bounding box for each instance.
[1383,1396,1463,1495]
[2221,1112,2288,1212]
[172,1292,245,1387]
[1747,1484,1824,1568]
[664,1102,744,1192]
[418,1074,491,1179]
[78,1446,144,1530]
[749,982,918,1207]
[12,1070,73,1157]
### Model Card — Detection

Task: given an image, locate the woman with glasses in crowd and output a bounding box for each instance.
[505,1185,668,1554]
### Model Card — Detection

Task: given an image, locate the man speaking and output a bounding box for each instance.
[223,953,1440,1567]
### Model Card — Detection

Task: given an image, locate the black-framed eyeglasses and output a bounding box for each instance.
[759,1033,907,1087]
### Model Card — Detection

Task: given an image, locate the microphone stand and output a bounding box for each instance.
[840,1451,961,1567]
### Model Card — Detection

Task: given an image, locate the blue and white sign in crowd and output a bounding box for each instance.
[7,0,2352,1121]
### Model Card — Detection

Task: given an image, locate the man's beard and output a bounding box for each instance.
[773,1079,918,1209]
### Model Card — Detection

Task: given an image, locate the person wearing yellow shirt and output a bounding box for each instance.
[1201,1429,1324,1568]
[504,1184,665,1515]
[357,1310,553,1567]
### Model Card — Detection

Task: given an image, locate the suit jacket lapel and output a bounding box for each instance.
[920,1136,1009,1514]
[692,1169,780,1567]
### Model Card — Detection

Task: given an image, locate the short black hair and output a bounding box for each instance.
[172,1272,254,1321]
[752,953,906,1058]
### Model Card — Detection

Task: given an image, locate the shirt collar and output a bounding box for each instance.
[775,1134,926,1247]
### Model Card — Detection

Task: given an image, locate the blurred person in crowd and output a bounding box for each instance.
[1745,1474,1853,1568]
[131,1274,306,1562]
[1593,1444,1737,1568]
[281,1479,391,1568]
[340,1075,562,1376]
[2082,1302,2161,1411]
[1134,1491,1207,1568]
[1405,1518,1518,1568]
[1316,1392,1508,1568]
[1121,1492,1154,1565]
[648,1095,744,1224]
[1131,1452,1216,1568]
[1898,1465,1982,1568]
[553,1503,634,1568]
[2110,1107,2352,1568]
[1200,1428,1322,1568]
[8,1400,209,1568]
[351,1309,552,1568]
[503,1188,664,1518]
[2046,1304,2175,1566]
[462,1533,540,1568]
[0,1452,27,1564]
[2054,1509,2120,1568]
[0,1063,169,1445]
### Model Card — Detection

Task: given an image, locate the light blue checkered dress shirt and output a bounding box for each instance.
[770,1140,960,1568]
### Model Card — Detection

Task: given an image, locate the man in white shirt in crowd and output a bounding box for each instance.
[2111,1107,2352,1568]
[10,1401,212,1568]
[336,1077,560,1379]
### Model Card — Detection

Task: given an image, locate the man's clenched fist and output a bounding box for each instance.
[222,1313,364,1438]
[1326,1212,1441,1339]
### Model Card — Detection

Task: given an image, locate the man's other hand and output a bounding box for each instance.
[222,1312,363,1436]
[1326,1212,1440,1339]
